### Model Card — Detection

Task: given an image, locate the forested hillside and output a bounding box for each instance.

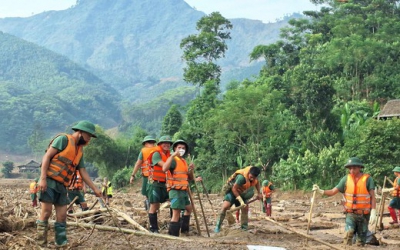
[0,31,121,153]
[0,0,291,102]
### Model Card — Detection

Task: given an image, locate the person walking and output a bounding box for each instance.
[162,140,194,236]
[383,166,400,225]
[30,178,39,207]
[36,120,102,247]
[67,170,88,213]
[214,166,262,233]
[261,179,275,217]
[101,177,113,205]
[146,135,172,233]
[312,157,377,247]
[130,135,157,210]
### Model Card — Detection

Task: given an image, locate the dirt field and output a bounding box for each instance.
[0,178,399,250]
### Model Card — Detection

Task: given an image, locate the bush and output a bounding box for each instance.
[1,161,14,178]
[112,167,131,189]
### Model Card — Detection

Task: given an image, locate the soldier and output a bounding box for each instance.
[312,157,377,246]
[214,166,262,233]
[29,178,39,207]
[36,121,102,247]
[130,135,157,210]
[383,166,400,225]
[261,179,275,217]
[101,177,113,206]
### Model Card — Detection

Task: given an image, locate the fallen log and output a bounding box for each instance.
[55,221,192,242]
[112,209,148,232]
[264,217,342,250]
[67,208,108,217]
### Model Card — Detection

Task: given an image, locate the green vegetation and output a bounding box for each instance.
[1,161,14,178]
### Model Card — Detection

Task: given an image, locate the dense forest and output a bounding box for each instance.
[2,0,400,192]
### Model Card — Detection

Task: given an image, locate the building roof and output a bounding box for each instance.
[377,99,400,119]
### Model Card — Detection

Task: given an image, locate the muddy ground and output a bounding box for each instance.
[0,178,399,250]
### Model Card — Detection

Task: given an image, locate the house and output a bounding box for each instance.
[377,99,400,120]
[17,160,40,173]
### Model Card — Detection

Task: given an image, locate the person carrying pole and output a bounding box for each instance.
[382,166,400,225]
[130,135,157,210]
[36,120,102,247]
[146,135,172,233]
[312,157,377,247]
[214,166,262,233]
[162,139,195,236]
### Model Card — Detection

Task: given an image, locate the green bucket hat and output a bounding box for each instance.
[34,178,39,182]
[344,157,364,168]
[157,135,173,145]
[72,120,97,138]
[172,140,189,156]
[142,135,156,145]
[392,166,400,172]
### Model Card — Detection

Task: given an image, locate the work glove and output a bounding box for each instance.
[312,184,324,195]
[369,209,377,225]
[381,187,394,193]
[236,196,246,207]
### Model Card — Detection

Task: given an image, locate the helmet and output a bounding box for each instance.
[262,180,270,186]
[157,135,173,145]
[142,135,156,145]
[392,166,400,172]
[344,157,364,168]
[172,140,189,156]
[72,120,97,138]
[34,178,39,182]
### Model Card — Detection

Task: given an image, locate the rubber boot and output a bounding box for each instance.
[181,215,190,234]
[214,212,226,233]
[36,220,48,246]
[168,222,180,236]
[149,213,159,233]
[388,207,398,224]
[266,204,272,217]
[54,221,68,247]
[144,199,150,211]
[343,230,354,246]
[240,211,249,230]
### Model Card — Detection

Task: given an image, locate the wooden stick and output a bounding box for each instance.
[88,199,99,210]
[264,217,342,250]
[112,209,148,232]
[387,177,394,186]
[68,208,108,217]
[307,190,317,234]
[187,186,201,236]
[50,221,192,242]
[193,180,210,237]
[200,180,217,221]
[376,176,387,231]
[66,196,79,211]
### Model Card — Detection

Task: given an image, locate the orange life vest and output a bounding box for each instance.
[262,182,273,198]
[391,177,400,197]
[227,166,259,192]
[46,134,83,187]
[147,145,170,183]
[141,146,156,177]
[166,156,189,191]
[344,173,371,214]
[69,170,83,190]
[29,181,38,194]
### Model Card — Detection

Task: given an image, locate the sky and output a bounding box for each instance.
[0,0,319,23]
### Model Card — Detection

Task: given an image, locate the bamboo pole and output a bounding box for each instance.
[264,217,342,250]
[88,199,99,210]
[187,186,201,236]
[193,180,210,237]
[200,180,217,221]
[66,196,79,211]
[307,190,317,234]
[51,221,192,242]
[376,176,387,231]
[68,208,108,217]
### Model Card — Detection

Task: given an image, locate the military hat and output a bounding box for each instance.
[344,157,364,168]
[72,120,97,138]
[157,135,173,145]
[142,135,156,145]
[392,166,400,172]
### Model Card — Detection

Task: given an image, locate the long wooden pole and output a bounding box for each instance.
[307,190,317,234]
[376,176,387,231]
[200,180,217,221]
[187,186,201,236]
[193,181,210,237]
[66,196,79,211]
[264,217,342,250]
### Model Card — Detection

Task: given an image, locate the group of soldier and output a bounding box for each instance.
[29,120,400,247]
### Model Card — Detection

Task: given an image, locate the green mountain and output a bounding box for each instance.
[0,31,121,152]
[0,0,293,102]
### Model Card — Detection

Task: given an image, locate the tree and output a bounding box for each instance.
[161,104,182,137]
[1,161,14,178]
[180,12,232,86]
